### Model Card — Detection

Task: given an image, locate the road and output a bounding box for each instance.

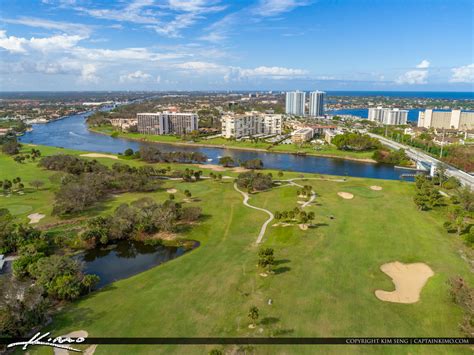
[233,183,274,244]
[368,133,474,188]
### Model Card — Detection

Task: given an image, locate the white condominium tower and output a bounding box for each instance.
[137,112,198,135]
[417,109,474,130]
[368,107,408,125]
[285,91,306,116]
[309,91,325,117]
[221,112,282,139]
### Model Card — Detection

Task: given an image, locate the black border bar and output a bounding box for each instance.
[1,337,473,345]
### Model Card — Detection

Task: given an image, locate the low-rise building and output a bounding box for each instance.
[325,130,340,144]
[137,112,198,135]
[110,118,138,131]
[292,127,314,143]
[221,111,282,139]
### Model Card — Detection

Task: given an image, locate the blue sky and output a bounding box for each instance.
[0,0,473,91]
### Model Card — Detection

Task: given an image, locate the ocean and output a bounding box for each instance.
[326,91,473,100]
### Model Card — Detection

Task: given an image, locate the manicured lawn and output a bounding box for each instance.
[1,146,472,354]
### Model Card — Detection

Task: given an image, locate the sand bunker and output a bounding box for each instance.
[53,330,97,355]
[297,201,305,205]
[166,188,177,193]
[337,192,354,199]
[299,224,308,230]
[375,262,434,304]
[370,185,383,191]
[80,153,118,160]
[28,213,45,224]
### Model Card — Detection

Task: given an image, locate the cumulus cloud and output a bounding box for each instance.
[396,60,430,85]
[119,70,152,83]
[80,63,99,83]
[0,30,85,54]
[174,61,307,80]
[416,59,430,69]
[450,63,474,83]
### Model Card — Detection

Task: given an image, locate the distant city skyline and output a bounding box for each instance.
[0,0,473,91]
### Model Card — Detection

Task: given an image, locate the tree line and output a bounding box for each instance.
[39,155,163,214]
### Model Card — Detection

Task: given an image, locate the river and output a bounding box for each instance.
[19,111,414,180]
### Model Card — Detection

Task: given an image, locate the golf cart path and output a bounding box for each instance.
[233,183,274,244]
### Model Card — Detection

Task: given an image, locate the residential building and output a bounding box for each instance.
[292,127,314,143]
[417,109,474,130]
[285,91,306,116]
[310,124,337,136]
[308,91,325,117]
[137,112,198,135]
[368,107,408,125]
[221,111,282,139]
[325,130,340,144]
[110,118,138,131]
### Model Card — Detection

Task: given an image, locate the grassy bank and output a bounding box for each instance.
[1,145,472,354]
[89,126,376,162]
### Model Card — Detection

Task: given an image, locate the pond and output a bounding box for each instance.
[75,239,199,288]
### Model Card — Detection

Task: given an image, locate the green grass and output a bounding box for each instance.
[90,126,376,161]
[1,145,472,354]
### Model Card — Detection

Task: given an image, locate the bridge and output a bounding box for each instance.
[367,133,474,188]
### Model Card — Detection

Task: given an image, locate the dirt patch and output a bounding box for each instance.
[272,223,292,227]
[166,188,177,193]
[370,185,383,191]
[375,261,434,304]
[299,224,308,230]
[337,192,354,199]
[196,164,248,173]
[297,201,306,205]
[28,213,45,224]
[53,330,96,355]
[223,175,233,179]
[80,153,118,160]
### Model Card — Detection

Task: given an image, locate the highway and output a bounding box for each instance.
[368,133,474,189]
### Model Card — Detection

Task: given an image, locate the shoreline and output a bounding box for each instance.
[89,128,378,164]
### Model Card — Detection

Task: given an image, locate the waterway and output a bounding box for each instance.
[19,111,414,180]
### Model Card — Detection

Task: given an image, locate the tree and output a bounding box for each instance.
[29,180,44,191]
[258,248,275,271]
[219,156,235,167]
[241,159,264,170]
[458,187,474,212]
[1,138,20,155]
[81,274,100,293]
[414,191,430,211]
[184,190,192,198]
[248,306,259,327]
[124,148,134,156]
[277,171,284,178]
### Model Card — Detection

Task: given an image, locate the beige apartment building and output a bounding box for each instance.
[221,111,282,138]
[292,127,314,143]
[137,112,198,135]
[417,109,474,130]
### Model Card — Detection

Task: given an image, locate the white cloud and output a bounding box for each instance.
[3,17,92,36]
[167,0,226,14]
[0,30,27,53]
[80,63,99,83]
[0,30,85,54]
[174,61,224,71]
[253,0,312,17]
[450,63,474,83]
[119,70,152,83]
[396,60,430,85]
[416,59,430,69]
[238,66,307,78]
